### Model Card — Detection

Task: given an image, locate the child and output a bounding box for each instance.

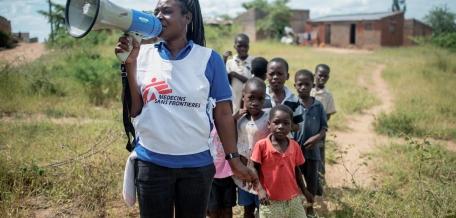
[251,105,313,217]
[251,57,268,81]
[311,64,336,196]
[225,33,254,113]
[234,78,270,218]
[289,70,328,216]
[264,57,297,109]
[207,129,237,218]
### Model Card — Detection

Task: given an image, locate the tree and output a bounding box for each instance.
[424,5,456,35]
[242,0,291,39]
[38,1,65,41]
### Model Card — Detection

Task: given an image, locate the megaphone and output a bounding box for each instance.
[65,0,162,61]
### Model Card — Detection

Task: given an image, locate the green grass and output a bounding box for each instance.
[325,139,456,218]
[373,46,456,140]
[1,28,455,216]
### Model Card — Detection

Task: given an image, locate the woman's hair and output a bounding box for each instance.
[178,0,205,46]
[269,104,293,121]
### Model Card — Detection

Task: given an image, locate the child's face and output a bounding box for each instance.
[267,62,289,91]
[243,85,265,117]
[234,38,249,58]
[268,110,292,140]
[294,74,314,99]
[315,67,330,88]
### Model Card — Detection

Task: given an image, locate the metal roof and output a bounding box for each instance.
[310,11,402,22]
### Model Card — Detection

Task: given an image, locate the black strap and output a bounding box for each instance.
[121,64,136,152]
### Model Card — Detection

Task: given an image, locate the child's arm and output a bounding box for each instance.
[229,71,249,83]
[295,166,314,203]
[303,128,326,149]
[253,162,270,205]
[214,101,258,183]
[233,108,248,121]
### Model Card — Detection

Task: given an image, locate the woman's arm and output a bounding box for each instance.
[115,36,143,117]
[214,101,258,183]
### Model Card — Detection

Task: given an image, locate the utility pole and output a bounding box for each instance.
[48,0,54,42]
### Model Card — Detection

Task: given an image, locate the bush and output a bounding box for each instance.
[0,31,15,48]
[431,32,456,51]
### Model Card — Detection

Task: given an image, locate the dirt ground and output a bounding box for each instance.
[0,42,46,66]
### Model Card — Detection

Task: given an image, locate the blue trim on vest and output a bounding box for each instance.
[135,143,213,168]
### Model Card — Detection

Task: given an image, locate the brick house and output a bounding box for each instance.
[306,11,405,49]
[403,19,432,46]
[235,8,309,42]
[0,16,12,34]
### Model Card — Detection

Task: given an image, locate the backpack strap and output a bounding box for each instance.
[121,64,136,152]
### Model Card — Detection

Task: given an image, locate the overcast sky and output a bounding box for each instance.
[1,0,455,42]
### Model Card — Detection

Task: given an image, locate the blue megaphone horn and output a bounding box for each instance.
[65,0,162,61]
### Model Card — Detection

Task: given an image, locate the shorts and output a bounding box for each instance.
[259,195,306,218]
[238,188,259,207]
[207,177,237,211]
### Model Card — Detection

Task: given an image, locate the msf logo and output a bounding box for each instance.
[142,77,172,104]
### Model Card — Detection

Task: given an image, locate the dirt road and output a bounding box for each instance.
[326,64,392,188]
[0,43,46,66]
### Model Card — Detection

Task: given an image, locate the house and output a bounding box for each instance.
[403,19,432,46]
[306,11,404,49]
[235,8,309,42]
[0,16,11,34]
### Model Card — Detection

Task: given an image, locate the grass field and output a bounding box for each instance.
[1,29,455,217]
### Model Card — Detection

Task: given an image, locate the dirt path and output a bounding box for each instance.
[0,43,46,66]
[325,64,391,188]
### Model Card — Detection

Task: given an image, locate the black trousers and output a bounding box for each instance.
[135,160,215,218]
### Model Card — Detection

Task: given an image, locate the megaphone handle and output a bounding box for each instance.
[117,32,143,62]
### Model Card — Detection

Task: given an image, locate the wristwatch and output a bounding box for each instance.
[225,152,240,160]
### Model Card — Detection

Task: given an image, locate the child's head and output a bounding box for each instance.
[294,69,314,99]
[251,57,268,81]
[315,64,330,89]
[267,57,289,92]
[242,78,266,117]
[268,105,293,139]
[233,33,249,59]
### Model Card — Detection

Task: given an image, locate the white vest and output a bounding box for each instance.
[132,44,213,155]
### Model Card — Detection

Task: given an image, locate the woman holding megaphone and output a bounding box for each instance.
[115,0,258,217]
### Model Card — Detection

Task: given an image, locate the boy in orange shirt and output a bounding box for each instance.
[251,105,313,217]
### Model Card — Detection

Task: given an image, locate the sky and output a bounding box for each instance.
[0,0,455,42]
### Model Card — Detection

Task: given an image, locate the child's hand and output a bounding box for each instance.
[258,189,270,205]
[223,50,232,59]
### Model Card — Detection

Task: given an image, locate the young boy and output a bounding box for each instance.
[311,64,336,196]
[251,57,268,81]
[207,129,237,218]
[264,57,298,109]
[234,78,270,218]
[289,70,328,216]
[251,105,313,217]
[225,33,254,113]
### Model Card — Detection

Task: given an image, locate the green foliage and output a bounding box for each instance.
[0,31,15,49]
[374,46,456,140]
[242,0,292,39]
[425,5,456,35]
[430,32,456,51]
[38,1,65,42]
[328,139,456,217]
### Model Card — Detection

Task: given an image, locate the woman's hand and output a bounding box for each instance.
[258,188,270,205]
[229,158,259,187]
[115,35,140,64]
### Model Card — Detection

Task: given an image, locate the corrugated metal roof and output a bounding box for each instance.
[310,11,402,22]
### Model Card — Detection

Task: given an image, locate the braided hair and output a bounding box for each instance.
[177,0,205,46]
